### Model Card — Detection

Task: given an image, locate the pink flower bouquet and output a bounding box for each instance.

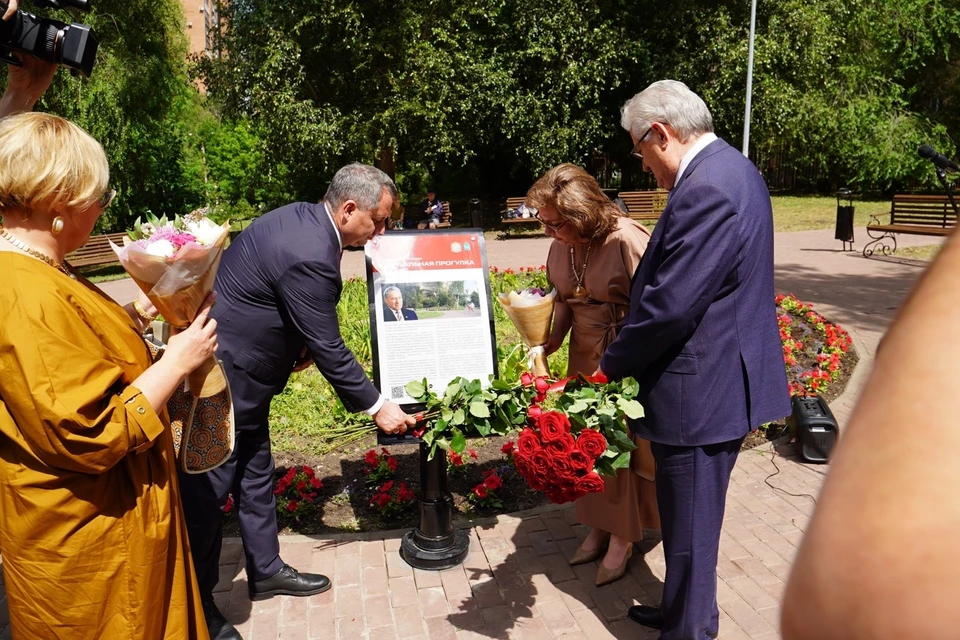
[112,209,230,397]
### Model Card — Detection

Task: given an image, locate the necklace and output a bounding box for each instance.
[569,243,592,299]
[0,225,75,279]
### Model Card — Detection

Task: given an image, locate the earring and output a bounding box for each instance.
[51,216,65,235]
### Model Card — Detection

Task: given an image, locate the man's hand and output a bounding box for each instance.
[292,345,313,373]
[373,400,416,435]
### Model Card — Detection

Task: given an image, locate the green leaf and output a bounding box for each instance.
[610,451,632,470]
[621,377,640,398]
[451,429,466,453]
[405,380,426,399]
[469,402,490,419]
[617,398,645,420]
[491,379,513,391]
[441,408,454,422]
[452,408,466,425]
[475,420,492,437]
[609,428,637,452]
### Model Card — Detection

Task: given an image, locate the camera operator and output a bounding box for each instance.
[0,1,61,117]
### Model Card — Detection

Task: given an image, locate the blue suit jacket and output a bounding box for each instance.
[383,308,418,322]
[601,139,790,446]
[212,202,380,431]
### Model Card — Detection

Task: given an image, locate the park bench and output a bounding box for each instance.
[618,190,668,222]
[65,232,128,268]
[394,201,452,229]
[500,197,540,230]
[862,194,957,257]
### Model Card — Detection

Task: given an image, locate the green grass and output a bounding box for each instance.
[894,244,943,261]
[770,195,890,232]
[413,309,444,319]
[76,263,128,283]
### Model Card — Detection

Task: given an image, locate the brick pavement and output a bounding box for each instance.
[0,228,942,639]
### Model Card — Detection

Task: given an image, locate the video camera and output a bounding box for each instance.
[0,0,98,77]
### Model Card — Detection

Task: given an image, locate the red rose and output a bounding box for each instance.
[520,372,534,387]
[286,500,299,512]
[513,453,534,481]
[501,441,515,456]
[535,391,546,403]
[576,428,608,458]
[569,450,593,473]
[473,485,489,499]
[539,411,571,442]
[223,495,234,513]
[517,428,541,456]
[527,405,543,425]
[546,433,575,456]
[576,473,606,495]
[535,377,549,393]
[586,371,608,384]
[413,426,426,438]
[531,450,551,483]
[550,454,577,480]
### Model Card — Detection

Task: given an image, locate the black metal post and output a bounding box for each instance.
[935,167,960,218]
[399,441,470,570]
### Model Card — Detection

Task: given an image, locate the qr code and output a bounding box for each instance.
[390,385,406,399]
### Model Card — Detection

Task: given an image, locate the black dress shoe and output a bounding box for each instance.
[249,564,331,600]
[626,606,717,639]
[202,600,243,640]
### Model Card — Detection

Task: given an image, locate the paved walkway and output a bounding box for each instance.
[1,227,942,639]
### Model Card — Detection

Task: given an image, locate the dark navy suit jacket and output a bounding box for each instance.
[601,139,790,446]
[212,202,380,431]
[383,307,418,322]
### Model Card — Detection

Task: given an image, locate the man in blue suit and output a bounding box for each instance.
[599,81,790,640]
[180,164,416,640]
[382,286,419,321]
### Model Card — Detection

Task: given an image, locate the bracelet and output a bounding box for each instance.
[132,299,158,323]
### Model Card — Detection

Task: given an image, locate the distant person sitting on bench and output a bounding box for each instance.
[417,190,443,229]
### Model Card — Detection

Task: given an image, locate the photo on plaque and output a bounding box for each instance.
[365,230,497,411]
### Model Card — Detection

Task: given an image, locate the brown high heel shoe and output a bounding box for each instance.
[568,538,609,566]
[596,545,633,586]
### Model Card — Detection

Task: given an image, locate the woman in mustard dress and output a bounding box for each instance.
[0,112,218,638]
[526,164,659,586]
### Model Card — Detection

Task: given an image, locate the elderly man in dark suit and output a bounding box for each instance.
[599,80,791,640]
[382,286,418,321]
[180,163,416,640]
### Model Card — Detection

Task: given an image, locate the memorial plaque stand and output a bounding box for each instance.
[400,441,470,570]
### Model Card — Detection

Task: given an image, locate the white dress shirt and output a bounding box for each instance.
[675,132,718,187]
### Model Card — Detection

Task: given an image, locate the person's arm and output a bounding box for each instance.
[782,232,960,639]
[600,184,739,380]
[544,299,572,356]
[0,50,58,118]
[0,292,217,474]
[276,259,413,433]
[121,291,159,335]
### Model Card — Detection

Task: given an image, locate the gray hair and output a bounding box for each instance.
[383,286,401,299]
[324,163,398,212]
[620,80,714,143]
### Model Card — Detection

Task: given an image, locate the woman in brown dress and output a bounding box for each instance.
[0,111,218,638]
[526,164,659,586]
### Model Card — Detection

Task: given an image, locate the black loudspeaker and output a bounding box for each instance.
[787,395,839,463]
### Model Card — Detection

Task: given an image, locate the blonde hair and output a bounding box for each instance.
[525,164,621,240]
[0,112,109,215]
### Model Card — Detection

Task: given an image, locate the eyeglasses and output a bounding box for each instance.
[99,188,116,209]
[629,126,654,161]
[535,211,566,232]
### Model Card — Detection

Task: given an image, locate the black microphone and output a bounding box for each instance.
[918,144,960,173]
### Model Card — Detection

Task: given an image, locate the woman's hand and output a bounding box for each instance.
[543,333,564,356]
[0,45,59,117]
[165,295,218,376]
